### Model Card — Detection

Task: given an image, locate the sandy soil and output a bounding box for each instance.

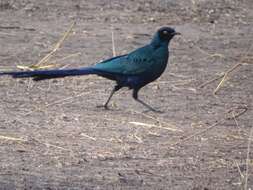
[0,0,253,189]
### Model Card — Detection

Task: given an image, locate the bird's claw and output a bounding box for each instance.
[96,104,110,110]
[153,109,164,113]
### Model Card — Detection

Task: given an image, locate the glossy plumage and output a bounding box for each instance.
[0,27,180,111]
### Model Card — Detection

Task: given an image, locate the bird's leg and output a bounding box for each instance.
[132,89,162,113]
[98,85,121,109]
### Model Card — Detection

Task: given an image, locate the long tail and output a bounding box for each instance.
[0,67,98,81]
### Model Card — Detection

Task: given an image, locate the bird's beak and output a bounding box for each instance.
[173,32,181,36]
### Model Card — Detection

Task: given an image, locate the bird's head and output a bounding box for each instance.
[157,27,181,42]
[151,27,180,47]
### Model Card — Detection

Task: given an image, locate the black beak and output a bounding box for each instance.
[173,32,181,36]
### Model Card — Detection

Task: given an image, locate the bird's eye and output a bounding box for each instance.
[163,30,168,35]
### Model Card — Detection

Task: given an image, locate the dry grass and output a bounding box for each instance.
[129,121,181,132]
[23,90,92,116]
[0,7,252,188]
[16,22,79,71]
[170,105,248,147]
[0,135,27,142]
[198,37,253,95]
[244,126,253,190]
[111,24,117,57]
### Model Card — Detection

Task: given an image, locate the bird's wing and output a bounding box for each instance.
[93,45,155,75]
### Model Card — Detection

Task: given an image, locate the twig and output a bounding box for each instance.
[43,142,70,151]
[213,62,243,94]
[49,52,81,65]
[30,137,70,151]
[133,132,143,143]
[80,133,97,141]
[198,73,224,88]
[170,106,248,147]
[235,160,245,182]
[181,35,225,58]
[111,24,116,56]
[199,39,253,94]
[23,91,91,116]
[170,119,224,147]
[244,124,253,190]
[0,135,27,142]
[35,22,76,67]
[130,110,182,132]
[129,121,182,132]
[17,22,76,71]
[214,39,253,94]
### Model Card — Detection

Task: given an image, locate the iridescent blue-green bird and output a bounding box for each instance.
[0,27,180,111]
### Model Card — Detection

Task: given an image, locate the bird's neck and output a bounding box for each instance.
[150,36,169,50]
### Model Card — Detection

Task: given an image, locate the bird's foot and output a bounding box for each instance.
[96,104,110,110]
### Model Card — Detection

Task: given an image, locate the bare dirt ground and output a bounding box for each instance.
[0,0,253,189]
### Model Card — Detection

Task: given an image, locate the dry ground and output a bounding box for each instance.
[0,0,253,189]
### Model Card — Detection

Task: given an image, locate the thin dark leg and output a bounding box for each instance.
[98,85,121,109]
[132,89,162,113]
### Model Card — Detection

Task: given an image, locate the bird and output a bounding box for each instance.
[0,27,180,112]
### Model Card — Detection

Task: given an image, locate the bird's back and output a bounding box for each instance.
[93,43,169,82]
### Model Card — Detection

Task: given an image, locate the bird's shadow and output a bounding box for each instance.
[95,104,164,114]
[95,104,123,112]
[134,98,164,113]
[143,108,164,114]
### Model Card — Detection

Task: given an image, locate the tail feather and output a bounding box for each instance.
[0,67,97,81]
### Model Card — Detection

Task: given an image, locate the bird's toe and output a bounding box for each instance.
[96,104,110,110]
